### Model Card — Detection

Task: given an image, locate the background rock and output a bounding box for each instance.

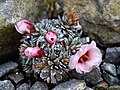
[0,80,15,90]
[102,71,120,85]
[30,81,48,90]
[105,47,120,64]
[108,85,120,90]
[117,66,120,76]
[62,0,120,47]
[16,83,30,90]
[0,0,58,62]
[101,62,117,76]
[94,81,108,90]
[0,61,18,77]
[52,79,86,90]
[85,67,103,86]
[8,72,24,84]
[70,67,103,86]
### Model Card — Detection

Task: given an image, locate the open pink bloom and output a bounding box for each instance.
[24,47,44,58]
[69,41,102,74]
[15,20,35,34]
[44,30,58,44]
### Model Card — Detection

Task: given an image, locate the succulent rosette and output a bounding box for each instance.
[15,9,102,84]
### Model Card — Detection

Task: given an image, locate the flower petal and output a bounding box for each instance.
[88,48,102,66]
[76,65,83,74]
[77,62,93,73]
[69,56,77,69]
[69,49,83,69]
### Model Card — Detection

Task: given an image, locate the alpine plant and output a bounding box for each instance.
[15,9,102,84]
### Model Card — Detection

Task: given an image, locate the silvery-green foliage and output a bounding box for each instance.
[19,15,82,84]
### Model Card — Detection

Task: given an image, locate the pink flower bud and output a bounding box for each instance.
[24,47,44,58]
[44,30,58,44]
[15,20,35,34]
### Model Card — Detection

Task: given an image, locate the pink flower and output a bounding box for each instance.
[69,41,102,74]
[24,47,44,58]
[15,20,35,34]
[44,30,58,44]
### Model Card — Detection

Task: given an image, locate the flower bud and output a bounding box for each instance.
[15,20,35,34]
[44,30,58,44]
[25,47,44,58]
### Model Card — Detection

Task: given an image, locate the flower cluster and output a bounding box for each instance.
[15,9,102,83]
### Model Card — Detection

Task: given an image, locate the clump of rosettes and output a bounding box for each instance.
[18,9,82,84]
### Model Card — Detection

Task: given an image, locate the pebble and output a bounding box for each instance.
[0,61,18,77]
[105,47,120,64]
[52,79,86,90]
[117,66,120,75]
[16,83,30,90]
[8,72,24,84]
[108,85,120,90]
[101,62,117,76]
[85,67,103,86]
[0,80,15,90]
[30,81,48,90]
[94,81,108,90]
[102,71,120,85]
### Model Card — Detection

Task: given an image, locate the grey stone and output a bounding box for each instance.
[85,67,103,86]
[8,72,24,84]
[117,66,120,75]
[0,80,15,90]
[16,83,30,90]
[70,67,102,86]
[52,79,86,90]
[0,0,56,62]
[69,69,85,80]
[0,61,18,77]
[30,81,48,90]
[62,0,120,47]
[105,47,120,64]
[93,81,108,90]
[103,71,120,85]
[108,85,120,90]
[85,87,93,90]
[101,62,117,76]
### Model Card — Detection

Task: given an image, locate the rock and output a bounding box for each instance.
[117,66,120,75]
[85,87,93,90]
[102,71,120,85]
[0,0,57,62]
[94,81,108,90]
[16,83,30,90]
[0,61,18,77]
[70,67,102,86]
[69,69,85,80]
[8,72,24,84]
[62,0,120,47]
[30,81,48,90]
[105,47,120,64]
[101,62,117,76]
[85,67,103,86]
[94,87,107,90]
[108,85,120,90]
[0,80,15,90]
[52,79,86,90]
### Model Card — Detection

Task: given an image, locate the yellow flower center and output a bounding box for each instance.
[78,52,89,63]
